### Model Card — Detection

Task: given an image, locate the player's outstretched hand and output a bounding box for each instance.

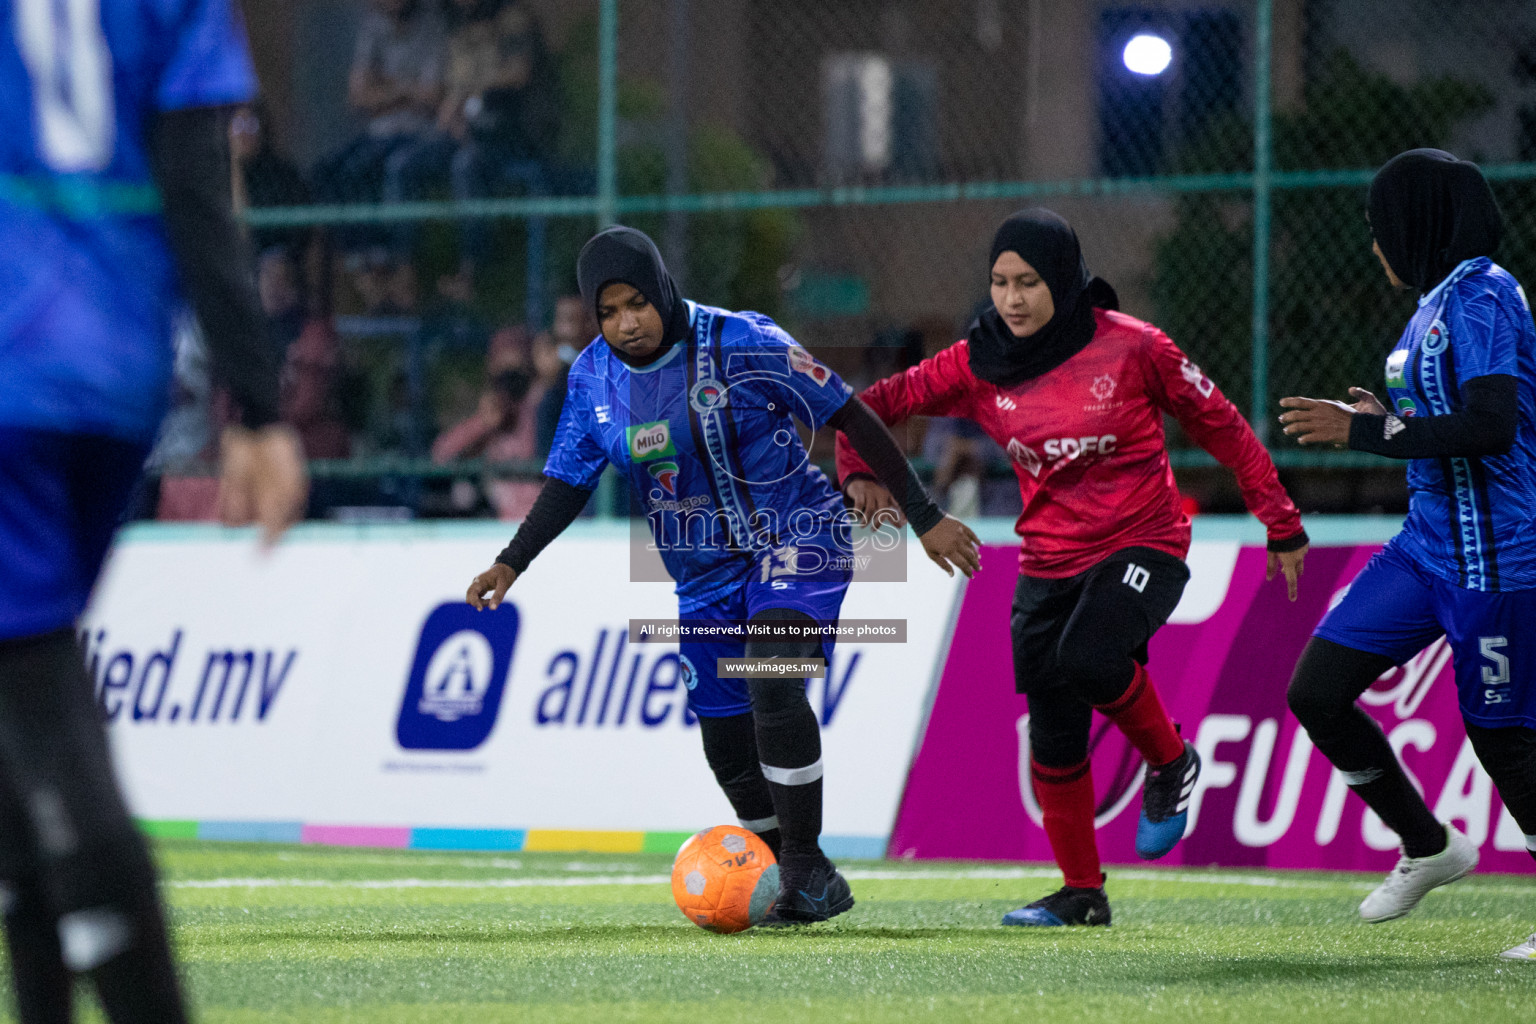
[218,424,308,548]
[1277,396,1355,446]
[467,563,518,610]
[919,515,982,579]
[843,477,904,528]
[1266,543,1309,602]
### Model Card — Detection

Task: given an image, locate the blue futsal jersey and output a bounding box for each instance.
[0,0,257,443]
[544,302,855,605]
[1384,258,1536,591]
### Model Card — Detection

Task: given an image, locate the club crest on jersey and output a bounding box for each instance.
[626,421,676,462]
[1422,320,1449,355]
[788,345,831,386]
[1007,438,1043,478]
[689,379,727,413]
[1090,374,1116,401]
[648,460,680,495]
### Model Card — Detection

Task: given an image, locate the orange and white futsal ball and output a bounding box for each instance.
[670,825,780,933]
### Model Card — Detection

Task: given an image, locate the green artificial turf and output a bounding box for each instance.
[5,840,1533,1022]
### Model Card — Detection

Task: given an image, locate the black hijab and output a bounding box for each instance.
[1368,149,1502,293]
[576,226,693,367]
[966,208,1119,388]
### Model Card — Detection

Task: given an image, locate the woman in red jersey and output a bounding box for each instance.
[836,208,1309,927]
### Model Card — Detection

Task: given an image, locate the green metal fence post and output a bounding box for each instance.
[593,0,620,520]
[1251,0,1273,444]
[597,0,619,231]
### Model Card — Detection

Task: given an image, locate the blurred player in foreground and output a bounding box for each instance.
[837,209,1308,927]
[0,1,306,1020]
[1280,149,1536,960]
[468,226,978,923]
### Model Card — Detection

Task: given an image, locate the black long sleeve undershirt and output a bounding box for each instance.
[148,106,280,428]
[497,396,946,573]
[496,478,593,573]
[826,397,945,536]
[1348,374,1518,460]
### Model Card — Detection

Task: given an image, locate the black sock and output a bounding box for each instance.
[1465,722,1536,867]
[0,631,189,1024]
[2,873,72,1024]
[75,898,188,1024]
[1348,756,1447,859]
[697,712,781,855]
[748,680,823,876]
[1288,638,1446,858]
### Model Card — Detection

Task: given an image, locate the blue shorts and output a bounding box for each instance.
[1315,539,1536,729]
[0,429,148,641]
[676,544,852,718]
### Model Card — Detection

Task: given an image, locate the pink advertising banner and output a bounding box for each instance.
[890,543,1535,873]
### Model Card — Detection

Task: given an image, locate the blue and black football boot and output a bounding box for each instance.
[1136,740,1201,860]
[1001,883,1111,927]
[760,854,854,926]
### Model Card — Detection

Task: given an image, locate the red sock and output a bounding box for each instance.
[1095,663,1184,767]
[1032,758,1103,890]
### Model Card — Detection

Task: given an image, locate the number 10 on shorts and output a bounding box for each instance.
[1122,563,1150,593]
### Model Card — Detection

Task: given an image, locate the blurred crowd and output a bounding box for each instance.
[139,0,1026,524]
[142,0,581,523]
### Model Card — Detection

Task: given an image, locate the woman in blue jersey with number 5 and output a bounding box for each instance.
[467,226,978,924]
[1280,150,1536,961]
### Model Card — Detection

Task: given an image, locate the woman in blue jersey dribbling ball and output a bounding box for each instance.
[467,226,979,924]
[1280,149,1536,961]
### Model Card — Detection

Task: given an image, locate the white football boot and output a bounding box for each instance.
[1499,933,1536,962]
[1359,825,1479,923]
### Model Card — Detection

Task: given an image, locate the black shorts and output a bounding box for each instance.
[1010,546,1190,698]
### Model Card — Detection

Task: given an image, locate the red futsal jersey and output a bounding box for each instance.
[836,309,1304,578]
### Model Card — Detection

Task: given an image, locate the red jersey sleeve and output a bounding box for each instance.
[1139,327,1305,544]
[835,341,977,485]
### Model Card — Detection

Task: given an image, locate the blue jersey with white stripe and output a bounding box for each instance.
[544,303,854,604]
[0,0,256,441]
[1386,258,1536,591]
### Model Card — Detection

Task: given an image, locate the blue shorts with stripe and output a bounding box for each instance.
[1314,538,1536,729]
[675,542,852,718]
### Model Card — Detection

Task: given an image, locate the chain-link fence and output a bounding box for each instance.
[206,0,1536,521]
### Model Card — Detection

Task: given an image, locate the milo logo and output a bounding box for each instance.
[626,421,676,462]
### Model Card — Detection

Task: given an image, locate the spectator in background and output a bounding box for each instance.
[314,0,445,254]
[140,316,228,521]
[530,330,569,459]
[230,102,312,259]
[533,294,593,456]
[922,418,988,520]
[281,320,352,462]
[432,362,542,519]
[258,247,307,356]
[439,0,557,291]
[349,246,421,316]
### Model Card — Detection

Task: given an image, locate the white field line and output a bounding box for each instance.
[168,866,1536,896]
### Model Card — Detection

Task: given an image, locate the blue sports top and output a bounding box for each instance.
[0,0,256,441]
[1386,257,1536,590]
[544,303,855,604]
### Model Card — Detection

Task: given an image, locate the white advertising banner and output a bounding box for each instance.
[84,523,963,847]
